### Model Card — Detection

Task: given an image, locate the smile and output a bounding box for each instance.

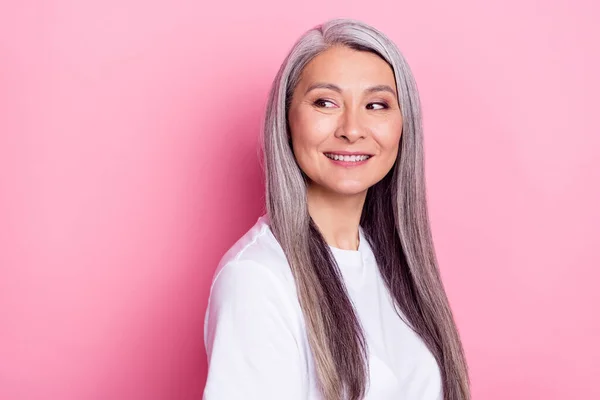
[324,153,372,162]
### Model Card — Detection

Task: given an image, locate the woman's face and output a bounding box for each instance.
[288,45,403,196]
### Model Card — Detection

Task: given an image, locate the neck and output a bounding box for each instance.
[306,183,367,251]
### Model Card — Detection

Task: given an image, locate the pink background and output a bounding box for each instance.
[1,1,599,399]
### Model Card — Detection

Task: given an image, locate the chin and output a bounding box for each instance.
[326,181,371,196]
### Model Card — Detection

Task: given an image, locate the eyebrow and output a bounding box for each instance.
[304,82,397,97]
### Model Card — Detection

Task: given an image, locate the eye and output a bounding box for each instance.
[313,99,337,108]
[367,102,389,110]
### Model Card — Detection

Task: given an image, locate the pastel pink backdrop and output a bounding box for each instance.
[1,1,598,399]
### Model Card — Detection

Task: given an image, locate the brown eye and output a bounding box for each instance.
[314,99,336,108]
[367,102,389,110]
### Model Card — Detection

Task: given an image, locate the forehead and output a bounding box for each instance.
[298,45,396,88]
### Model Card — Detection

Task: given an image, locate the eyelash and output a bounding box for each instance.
[313,99,390,110]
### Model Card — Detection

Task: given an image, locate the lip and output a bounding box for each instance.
[323,150,374,156]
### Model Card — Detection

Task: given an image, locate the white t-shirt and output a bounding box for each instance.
[203,214,443,400]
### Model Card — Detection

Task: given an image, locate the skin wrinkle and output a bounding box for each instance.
[288,46,403,252]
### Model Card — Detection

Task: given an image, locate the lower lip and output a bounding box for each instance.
[324,154,372,167]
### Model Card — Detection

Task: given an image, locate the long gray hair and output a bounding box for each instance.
[260,18,470,400]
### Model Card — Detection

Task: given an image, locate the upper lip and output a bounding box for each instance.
[323,150,374,156]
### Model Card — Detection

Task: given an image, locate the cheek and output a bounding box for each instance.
[375,120,403,154]
[289,109,334,151]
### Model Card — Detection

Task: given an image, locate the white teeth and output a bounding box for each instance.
[325,153,371,162]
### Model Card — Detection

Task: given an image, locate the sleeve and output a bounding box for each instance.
[203,259,307,400]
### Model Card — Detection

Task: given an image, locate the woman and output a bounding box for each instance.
[203,18,470,400]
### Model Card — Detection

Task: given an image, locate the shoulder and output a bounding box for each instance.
[203,216,310,399]
[211,213,296,291]
[205,214,303,344]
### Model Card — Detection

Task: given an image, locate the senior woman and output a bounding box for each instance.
[203,18,471,400]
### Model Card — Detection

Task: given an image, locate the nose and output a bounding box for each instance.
[335,106,366,143]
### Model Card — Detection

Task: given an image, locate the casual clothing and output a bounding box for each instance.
[203,214,443,400]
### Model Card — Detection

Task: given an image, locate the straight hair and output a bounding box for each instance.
[260,18,470,400]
